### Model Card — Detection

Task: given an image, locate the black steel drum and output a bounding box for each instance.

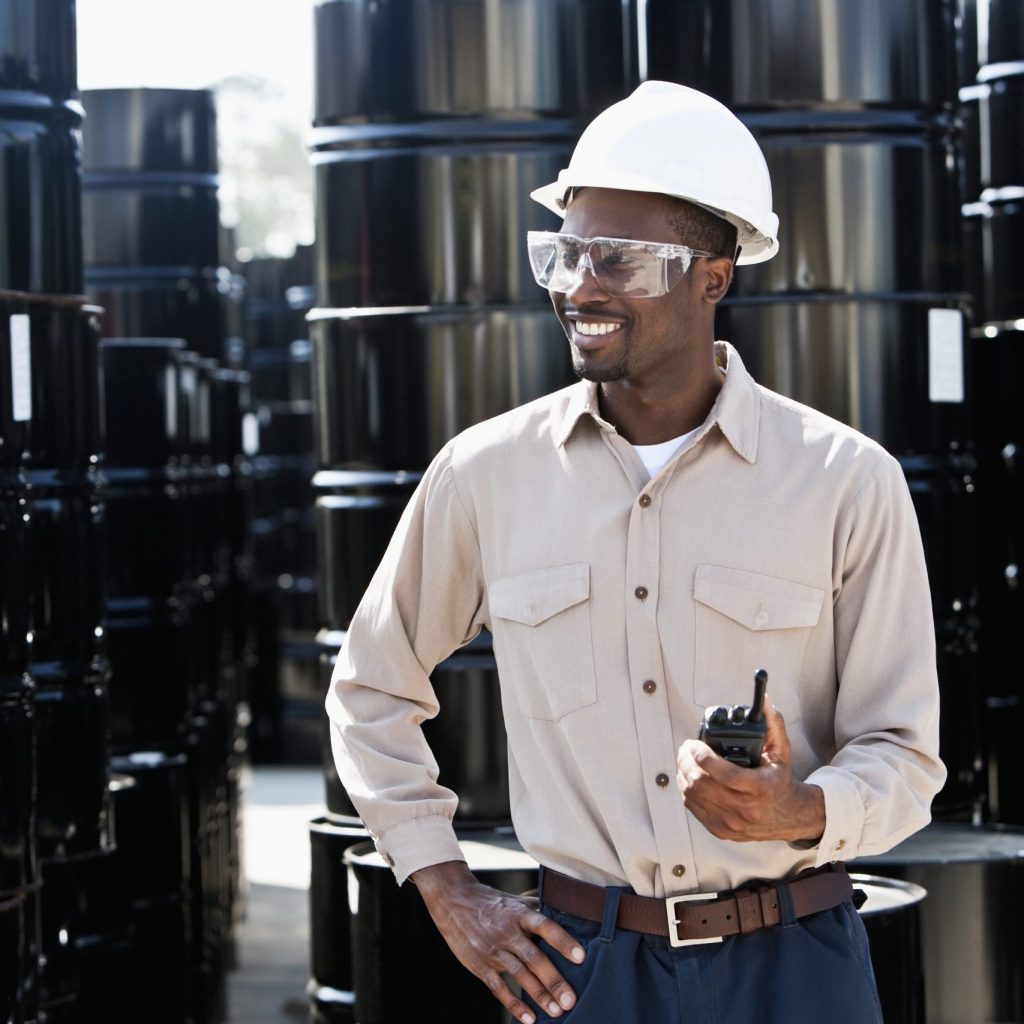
[851,874,928,1024]
[346,833,534,1024]
[33,678,112,860]
[0,888,33,1024]
[902,454,982,819]
[105,600,194,747]
[308,815,370,1009]
[854,823,1024,1024]
[312,138,568,308]
[318,637,354,819]
[107,752,189,902]
[103,471,190,603]
[644,0,957,111]
[81,88,218,175]
[974,69,1024,194]
[322,632,510,826]
[0,696,34,894]
[87,268,229,362]
[309,981,356,1024]
[729,121,961,297]
[248,343,313,404]
[310,306,571,471]
[83,172,220,270]
[0,102,84,295]
[980,0,1024,65]
[101,338,187,467]
[256,401,314,459]
[0,486,30,688]
[721,295,971,454]
[314,471,420,632]
[0,0,78,99]
[38,843,136,1018]
[963,193,1024,324]
[0,292,103,471]
[24,473,107,686]
[313,0,626,125]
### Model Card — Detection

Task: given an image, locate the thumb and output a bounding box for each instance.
[761,694,792,765]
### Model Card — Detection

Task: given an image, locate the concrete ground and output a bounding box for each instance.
[226,765,324,1024]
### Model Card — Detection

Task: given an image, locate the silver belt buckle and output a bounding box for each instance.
[665,892,725,948]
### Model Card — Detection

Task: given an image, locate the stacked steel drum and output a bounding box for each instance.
[644,0,981,822]
[240,248,320,763]
[74,87,252,1023]
[635,2,1023,1021]
[307,0,629,1019]
[961,0,1024,830]
[0,1,113,1020]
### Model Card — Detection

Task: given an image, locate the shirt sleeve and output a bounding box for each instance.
[805,453,947,864]
[324,443,487,883]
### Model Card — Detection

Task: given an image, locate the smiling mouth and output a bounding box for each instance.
[568,319,623,337]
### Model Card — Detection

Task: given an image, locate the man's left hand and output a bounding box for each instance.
[675,696,826,844]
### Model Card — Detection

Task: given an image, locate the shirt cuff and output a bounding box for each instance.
[802,767,865,866]
[373,814,467,886]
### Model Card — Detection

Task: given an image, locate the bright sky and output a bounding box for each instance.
[76,0,315,118]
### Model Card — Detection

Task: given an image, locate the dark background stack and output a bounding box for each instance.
[240,246,320,764]
[305,1,632,1020]
[0,1,109,1021]
[1,2,1022,1024]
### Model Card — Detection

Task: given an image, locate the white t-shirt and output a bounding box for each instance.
[632,426,700,479]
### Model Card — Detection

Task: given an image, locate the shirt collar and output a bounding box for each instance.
[554,341,760,463]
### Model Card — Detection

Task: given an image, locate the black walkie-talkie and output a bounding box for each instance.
[697,669,769,768]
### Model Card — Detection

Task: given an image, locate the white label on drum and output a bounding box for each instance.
[9,314,32,422]
[928,308,964,403]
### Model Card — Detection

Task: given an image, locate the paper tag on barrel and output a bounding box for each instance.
[9,314,32,422]
[928,308,964,404]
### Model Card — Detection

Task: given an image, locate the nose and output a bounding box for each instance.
[564,251,609,304]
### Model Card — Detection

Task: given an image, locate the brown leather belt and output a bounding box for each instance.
[540,864,854,948]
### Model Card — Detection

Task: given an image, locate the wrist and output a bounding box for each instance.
[410,860,476,902]
[791,781,826,844]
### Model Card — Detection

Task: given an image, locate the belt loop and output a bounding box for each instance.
[775,878,798,929]
[599,886,626,943]
[538,865,548,913]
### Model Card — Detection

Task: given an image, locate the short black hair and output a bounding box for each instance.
[667,197,738,259]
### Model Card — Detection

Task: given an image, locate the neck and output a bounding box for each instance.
[598,346,724,445]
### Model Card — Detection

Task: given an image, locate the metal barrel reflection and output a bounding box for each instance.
[644,0,959,112]
[854,823,1024,1024]
[852,875,928,1024]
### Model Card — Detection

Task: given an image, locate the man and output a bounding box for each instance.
[326,81,945,1023]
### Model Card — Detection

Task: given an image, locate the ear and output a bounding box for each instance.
[701,257,734,305]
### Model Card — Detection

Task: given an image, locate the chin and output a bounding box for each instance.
[572,353,627,383]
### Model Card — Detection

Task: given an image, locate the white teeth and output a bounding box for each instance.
[573,321,622,337]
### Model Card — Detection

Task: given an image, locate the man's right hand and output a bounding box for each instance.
[411,860,585,1024]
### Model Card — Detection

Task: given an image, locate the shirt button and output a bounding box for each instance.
[834,840,846,852]
[639,494,652,508]
[672,864,686,878]
[642,680,657,694]
[656,773,670,788]
[635,586,648,601]
[755,610,770,627]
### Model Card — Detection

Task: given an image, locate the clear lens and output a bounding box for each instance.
[526,232,710,298]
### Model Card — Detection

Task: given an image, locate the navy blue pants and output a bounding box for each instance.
[530,876,883,1024]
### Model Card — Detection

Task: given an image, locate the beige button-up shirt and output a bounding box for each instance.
[326,342,946,897]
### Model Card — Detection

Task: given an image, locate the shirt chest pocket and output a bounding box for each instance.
[692,564,825,714]
[488,563,597,722]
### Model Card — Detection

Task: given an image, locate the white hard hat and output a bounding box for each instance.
[531,81,779,265]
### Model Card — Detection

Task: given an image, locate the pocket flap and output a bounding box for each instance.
[488,563,590,627]
[693,564,824,631]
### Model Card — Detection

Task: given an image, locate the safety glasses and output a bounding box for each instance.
[526,231,715,298]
